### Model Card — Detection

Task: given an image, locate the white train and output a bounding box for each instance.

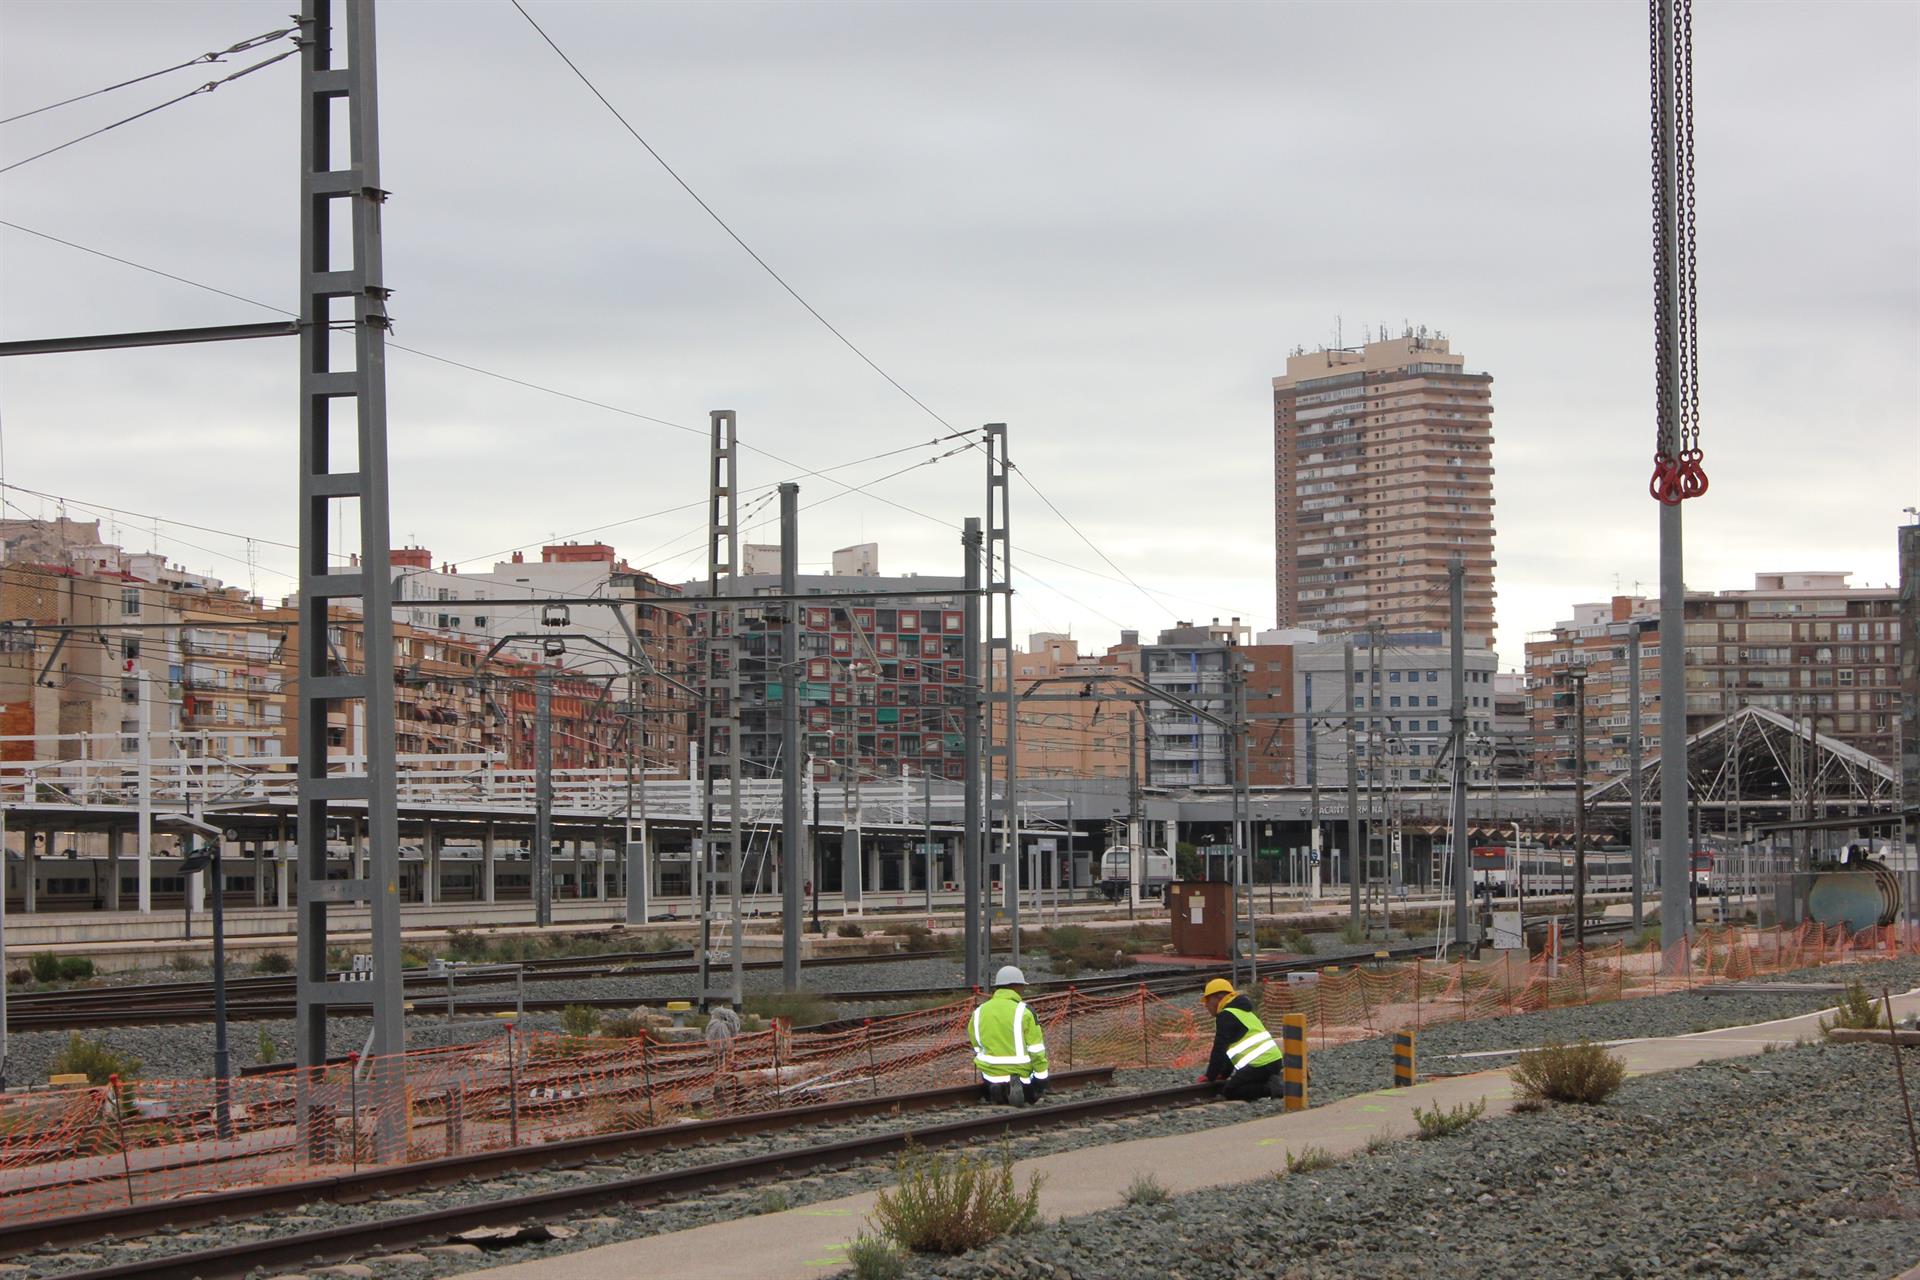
[1470,846,1636,897]
[1097,845,1174,900]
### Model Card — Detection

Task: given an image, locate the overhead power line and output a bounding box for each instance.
[509,0,961,438]
[0,221,1242,623]
[0,25,295,127]
[0,40,299,177]
[507,5,1233,629]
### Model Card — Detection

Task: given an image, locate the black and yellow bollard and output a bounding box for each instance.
[1392,1029,1416,1088]
[1281,1013,1308,1111]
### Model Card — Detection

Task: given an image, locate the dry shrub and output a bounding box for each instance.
[1413,1098,1485,1138]
[870,1143,1043,1254]
[844,1235,907,1280]
[1283,1144,1337,1173]
[1821,980,1885,1035]
[1511,1040,1627,1104]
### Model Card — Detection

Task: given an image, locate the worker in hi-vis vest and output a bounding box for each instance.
[969,965,1050,1106]
[1198,977,1284,1100]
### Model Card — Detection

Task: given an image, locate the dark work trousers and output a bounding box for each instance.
[1218,1060,1283,1101]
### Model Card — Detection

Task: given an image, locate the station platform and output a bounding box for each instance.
[454,989,1920,1280]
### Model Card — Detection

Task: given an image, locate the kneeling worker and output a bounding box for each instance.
[1200,977,1284,1100]
[970,965,1049,1106]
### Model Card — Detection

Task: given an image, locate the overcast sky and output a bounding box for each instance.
[2,0,1915,666]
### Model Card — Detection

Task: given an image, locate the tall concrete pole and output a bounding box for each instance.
[534,671,553,927]
[961,518,984,988]
[1345,638,1361,926]
[1572,665,1589,953]
[1127,709,1142,917]
[1655,0,1692,959]
[136,671,152,913]
[1627,623,1646,929]
[1448,557,1470,950]
[779,483,803,991]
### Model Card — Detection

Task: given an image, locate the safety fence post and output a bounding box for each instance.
[640,1033,656,1127]
[865,1020,878,1098]
[1392,1030,1416,1088]
[1503,951,1514,1011]
[1281,1013,1307,1112]
[446,1082,464,1156]
[1458,956,1468,1015]
[347,1053,360,1173]
[772,1021,785,1106]
[504,1023,520,1147]
[108,1075,134,1205]
[1139,984,1149,1067]
[1066,988,1077,1068]
[1413,961,1423,1040]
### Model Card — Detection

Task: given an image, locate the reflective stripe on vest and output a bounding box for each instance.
[971,995,1039,1069]
[1225,1005,1282,1070]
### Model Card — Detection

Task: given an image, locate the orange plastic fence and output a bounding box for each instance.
[0,920,1906,1224]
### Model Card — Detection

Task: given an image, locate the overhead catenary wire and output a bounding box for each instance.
[0,41,299,178]
[0,221,1239,626]
[0,25,296,127]
[507,3,1224,632]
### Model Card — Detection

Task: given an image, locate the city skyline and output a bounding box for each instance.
[1,1,1914,669]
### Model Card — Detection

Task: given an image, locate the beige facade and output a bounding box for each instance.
[1273,332,1496,643]
[1525,572,1903,780]
[990,633,1142,779]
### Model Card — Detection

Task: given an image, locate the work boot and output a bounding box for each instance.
[987,1083,1010,1106]
[1008,1081,1030,1108]
[1267,1072,1286,1099]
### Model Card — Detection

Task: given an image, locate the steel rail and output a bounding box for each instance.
[1,1068,1128,1262]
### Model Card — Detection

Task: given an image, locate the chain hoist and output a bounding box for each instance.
[1649,0,1706,506]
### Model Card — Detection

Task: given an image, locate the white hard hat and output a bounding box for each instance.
[995,965,1027,987]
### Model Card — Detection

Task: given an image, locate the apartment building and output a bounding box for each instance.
[989,632,1142,780]
[1524,572,1904,780]
[1291,633,1499,790]
[1272,331,1496,643]
[701,569,967,783]
[388,542,694,776]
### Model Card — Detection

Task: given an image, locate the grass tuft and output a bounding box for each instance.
[1510,1040,1627,1105]
[1821,979,1885,1036]
[844,1235,907,1280]
[1412,1098,1485,1139]
[1123,1172,1169,1206]
[1283,1144,1338,1173]
[870,1143,1043,1255]
[51,1033,140,1085]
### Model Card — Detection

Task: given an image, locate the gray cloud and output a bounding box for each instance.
[2,0,1914,660]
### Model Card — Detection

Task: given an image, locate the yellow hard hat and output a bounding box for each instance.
[1203,978,1236,1001]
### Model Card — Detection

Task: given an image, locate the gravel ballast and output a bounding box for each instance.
[7,956,1915,1280]
[907,1039,1920,1280]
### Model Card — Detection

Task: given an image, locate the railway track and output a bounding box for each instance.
[6,948,954,1032]
[10,1072,1221,1280]
[0,1066,1121,1255]
[13,942,1435,1032]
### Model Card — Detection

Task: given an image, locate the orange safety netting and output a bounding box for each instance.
[0,920,1908,1225]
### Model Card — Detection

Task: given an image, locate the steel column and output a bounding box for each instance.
[533,671,552,926]
[1655,0,1692,959]
[961,518,984,989]
[1628,623,1646,929]
[293,0,406,1162]
[984,424,1017,964]
[1449,557,1469,949]
[697,410,744,1008]
[779,483,803,991]
[1345,639,1360,926]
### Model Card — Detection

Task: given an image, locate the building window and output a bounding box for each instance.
[121,587,141,616]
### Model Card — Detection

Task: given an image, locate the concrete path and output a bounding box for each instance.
[457,988,1920,1280]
